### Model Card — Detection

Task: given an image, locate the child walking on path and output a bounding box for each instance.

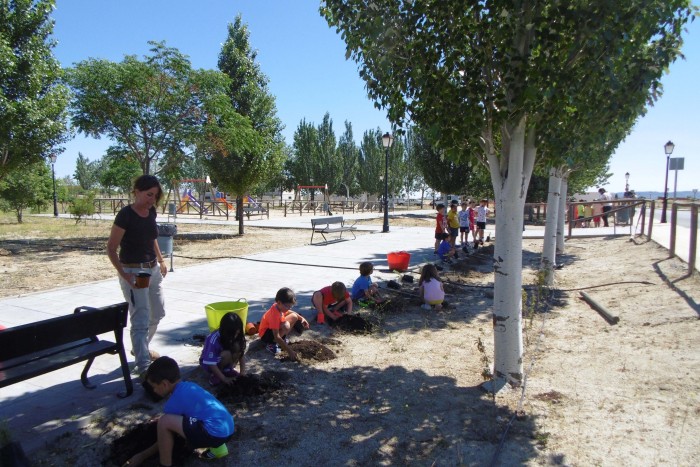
[312,281,353,324]
[259,288,309,361]
[199,312,246,387]
[419,264,445,310]
[351,262,385,305]
[124,356,235,466]
[476,198,490,245]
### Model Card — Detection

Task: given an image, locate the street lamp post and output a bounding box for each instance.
[625,172,630,192]
[661,141,674,223]
[381,132,394,233]
[49,154,58,217]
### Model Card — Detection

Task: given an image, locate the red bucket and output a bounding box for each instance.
[387,251,411,272]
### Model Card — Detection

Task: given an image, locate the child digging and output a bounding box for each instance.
[351,261,385,306]
[199,312,246,387]
[419,264,445,310]
[312,281,352,324]
[258,287,309,361]
[123,356,235,466]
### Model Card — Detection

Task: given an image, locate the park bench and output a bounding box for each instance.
[0,302,133,398]
[310,216,357,244]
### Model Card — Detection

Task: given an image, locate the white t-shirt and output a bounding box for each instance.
[422,278,445,302]
[458,210,470,228]
[476,205,489,223]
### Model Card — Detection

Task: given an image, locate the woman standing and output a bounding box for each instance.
[107,175,168,378]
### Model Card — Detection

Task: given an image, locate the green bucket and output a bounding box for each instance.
[204,300,248,333]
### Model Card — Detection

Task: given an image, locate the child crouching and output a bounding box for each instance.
[200,312,246,387]
[258,288,309,361]
[419,264,445,310]
[124,356,234,466]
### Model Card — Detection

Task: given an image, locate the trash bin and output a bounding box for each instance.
[204,300,248,333]
[157,223,177,271]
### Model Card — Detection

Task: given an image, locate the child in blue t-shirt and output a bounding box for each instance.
[351,262,385,305]
[125,356,235,465]
[200,312,246,387]
[437,236,455,263]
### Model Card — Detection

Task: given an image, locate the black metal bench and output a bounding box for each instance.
[310,216,357,244]
[0,302,133,398]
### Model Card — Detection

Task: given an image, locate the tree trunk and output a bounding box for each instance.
[556,176,569,254]
[541,168,562,285]
[236,196,244,235]
[487,117,535,388]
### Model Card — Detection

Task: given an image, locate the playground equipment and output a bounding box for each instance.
[215,192,235,210]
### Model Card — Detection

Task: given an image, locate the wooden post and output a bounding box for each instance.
[669,203,677,258]
[647,200,655,239]
[689,205,698,275]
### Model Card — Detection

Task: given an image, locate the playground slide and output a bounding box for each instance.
[215,196,235,210]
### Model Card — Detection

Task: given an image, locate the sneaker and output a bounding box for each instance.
[421,304,432,310]
[266,343,280,354]
[201,443,229,459]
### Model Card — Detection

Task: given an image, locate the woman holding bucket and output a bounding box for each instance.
[107,175,168,378]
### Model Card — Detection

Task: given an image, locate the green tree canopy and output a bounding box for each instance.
[0,0,69,180]
[0,159,52,222]
[67,42,229,176]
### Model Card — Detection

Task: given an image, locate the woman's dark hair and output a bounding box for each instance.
[275,287,297,306]
[133,175,163,203]
[419,264,441,286]
[359,261,374,276]
[219,312,246,359]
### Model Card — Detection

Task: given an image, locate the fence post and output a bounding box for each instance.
[639,202,646,236]
[647,201,655,239]
[669,203,677,258]
[689,205,698,275]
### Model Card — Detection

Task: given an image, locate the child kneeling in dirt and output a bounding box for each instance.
[437,234,456,263]
[312,281,353,324]
[259,287,309,361]
[351,261,385,306]
[419,264,445,310]
[124,356,235,466]
[200,312,246,387]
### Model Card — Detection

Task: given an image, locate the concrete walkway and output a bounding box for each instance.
[1,209,696,454]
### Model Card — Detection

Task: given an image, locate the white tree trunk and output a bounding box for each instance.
[556,176,569,254]
[486,117,535,387]
[541,168,562,285]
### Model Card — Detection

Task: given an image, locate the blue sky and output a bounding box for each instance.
[50,1,699,194]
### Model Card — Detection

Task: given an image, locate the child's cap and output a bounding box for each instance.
[451,199,459,205]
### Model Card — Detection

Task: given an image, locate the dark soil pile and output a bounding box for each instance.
[109,419,193,466]
[374,293,414,313]
[286,339,336,361]
[328,313,378,334]
[215,371,286,403]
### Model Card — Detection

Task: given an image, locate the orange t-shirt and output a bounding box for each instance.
[319,286,350,306]
[258,304,288,337]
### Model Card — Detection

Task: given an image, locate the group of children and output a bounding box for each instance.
[127,250,455,465]
[435,198,490,263]
[575,201,603,228]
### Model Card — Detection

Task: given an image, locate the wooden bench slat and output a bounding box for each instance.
[0,340,116,387]
[310,216,357,244]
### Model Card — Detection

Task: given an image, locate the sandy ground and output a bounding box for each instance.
[3,215,699,466]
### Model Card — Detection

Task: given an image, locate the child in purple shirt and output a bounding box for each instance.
[200,312,246,386]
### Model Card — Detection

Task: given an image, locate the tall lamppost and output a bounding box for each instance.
[661,140,674,223]
[625,172,630,192]
[381,132,394,233]
[49,154,58,217]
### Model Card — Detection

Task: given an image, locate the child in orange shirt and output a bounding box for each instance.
[312,281,352,324]
[258,288,309,360]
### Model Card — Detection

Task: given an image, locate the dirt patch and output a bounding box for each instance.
[328,313,379,334]
[215,371,287,404]
[109,419,193,466]
[285,339,337,361]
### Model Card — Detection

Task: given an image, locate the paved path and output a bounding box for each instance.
[1,208,695,454]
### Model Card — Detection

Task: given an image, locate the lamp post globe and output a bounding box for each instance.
[381,132,394,233]
[661,141,674,223]
[49,154,58,217]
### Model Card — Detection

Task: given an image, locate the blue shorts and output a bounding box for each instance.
[449,227,459,238]
[182,416,232,449]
